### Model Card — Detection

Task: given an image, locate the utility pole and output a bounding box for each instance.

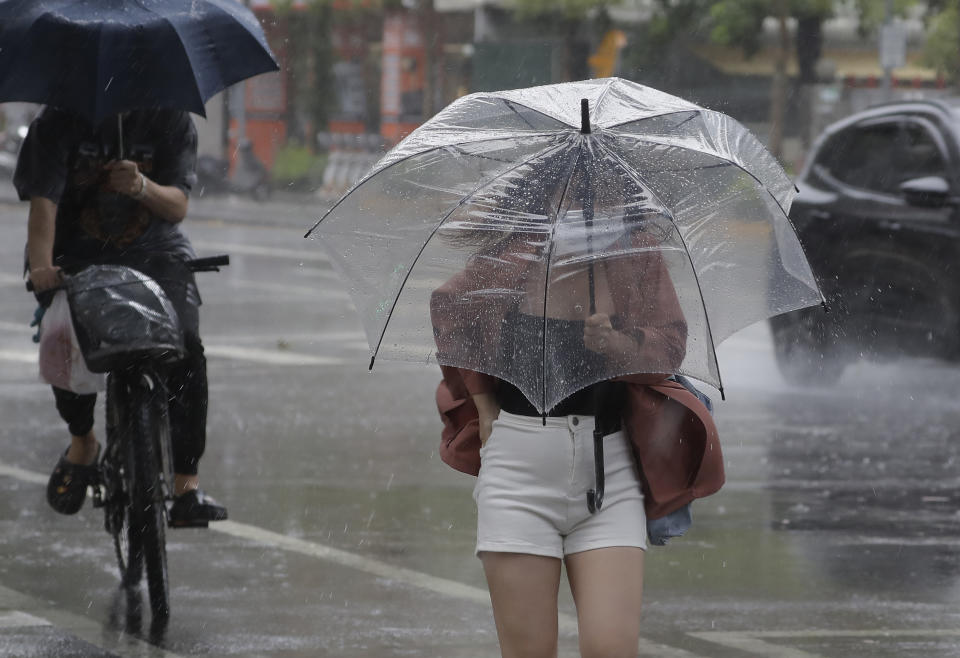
[881,0,893,98]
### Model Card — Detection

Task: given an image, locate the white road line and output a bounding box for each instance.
[0,610,50,628]
[0,320,32,333]
[0,349,36,364]
[230,278,348,298]
[0,462,46,486]
[203,345,344,366]
[689,631,822,657]
[0,346,346,367]
[189,239,328,263]
[691,629,960,658]
[0,462,700,658]
[0,584,184,657]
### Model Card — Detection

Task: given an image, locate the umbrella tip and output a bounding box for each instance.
[368,355,376,371]
[580,99,590,134]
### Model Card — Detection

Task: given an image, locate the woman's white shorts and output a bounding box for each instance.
[474,410,647,558]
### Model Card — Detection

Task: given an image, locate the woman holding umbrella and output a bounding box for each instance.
[308,78,822,655]
[431,153,717,657]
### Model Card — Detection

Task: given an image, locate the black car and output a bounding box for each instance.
[771,99,960,384]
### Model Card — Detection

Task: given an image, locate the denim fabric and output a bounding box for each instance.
[646,375,712,546]
[647,504,693,546]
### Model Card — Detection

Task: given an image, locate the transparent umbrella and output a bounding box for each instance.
[307,77,824,410]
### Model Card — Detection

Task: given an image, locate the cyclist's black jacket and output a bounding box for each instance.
[14,107,198,264]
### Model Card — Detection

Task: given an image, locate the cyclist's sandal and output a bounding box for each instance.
[46,445,100,515]
[169,489,228,528]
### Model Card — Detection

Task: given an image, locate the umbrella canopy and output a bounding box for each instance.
[307,77,824,410]
[0,0,278,124]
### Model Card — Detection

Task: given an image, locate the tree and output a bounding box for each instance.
[708,0,834,160]
[922,0,960,86]
[513,0,618,81]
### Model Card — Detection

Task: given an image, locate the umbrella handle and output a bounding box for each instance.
[586,425,605,513]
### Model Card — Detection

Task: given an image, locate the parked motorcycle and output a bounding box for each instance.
[195,139,270,201]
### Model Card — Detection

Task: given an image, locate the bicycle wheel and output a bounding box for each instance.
[103,375,143,588]
[127,377,171,620]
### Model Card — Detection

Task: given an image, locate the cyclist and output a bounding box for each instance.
[15,107,228,527]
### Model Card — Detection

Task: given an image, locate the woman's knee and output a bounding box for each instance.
[578,626,641,658]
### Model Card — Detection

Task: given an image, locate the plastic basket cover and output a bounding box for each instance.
[67,265,184,373]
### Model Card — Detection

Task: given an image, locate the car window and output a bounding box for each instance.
[899,122,947,182]
[815,122,901,193]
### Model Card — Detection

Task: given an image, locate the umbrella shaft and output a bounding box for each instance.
[588,264,596,315]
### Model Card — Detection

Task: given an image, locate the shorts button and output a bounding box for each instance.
[572,417,579,426]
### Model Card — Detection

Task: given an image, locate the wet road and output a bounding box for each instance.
[0,196,959,657]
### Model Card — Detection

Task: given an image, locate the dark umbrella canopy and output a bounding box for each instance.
[0,0,278,123]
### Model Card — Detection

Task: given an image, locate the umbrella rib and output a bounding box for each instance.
[606,109,793,219]
[366,139,575,370]
[503,99,538,130]
[607,119,824,306]
[305,132,562,237]
[538,143,582,413]
[595,137,726,398]
[590,77,616,120]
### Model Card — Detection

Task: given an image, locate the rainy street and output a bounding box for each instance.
[0,194,959,657]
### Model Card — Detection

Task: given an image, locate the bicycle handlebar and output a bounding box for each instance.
[25,255,230,292]
[186,255,230,271]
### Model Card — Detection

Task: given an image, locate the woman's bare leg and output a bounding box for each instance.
[565,547,644,658]
[481,552,562,658]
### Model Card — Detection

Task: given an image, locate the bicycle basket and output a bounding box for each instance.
[66,265,185,373]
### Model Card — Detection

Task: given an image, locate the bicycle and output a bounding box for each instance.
[31,254,229,622]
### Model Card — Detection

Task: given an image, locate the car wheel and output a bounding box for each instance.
[770,308,846,386]
[842,242,959,359]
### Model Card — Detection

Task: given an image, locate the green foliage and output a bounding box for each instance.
[852,0,920,34]
[922,0,959,79]
[708,0,834,56]
[271,141,327,190]
[709,0,769,55]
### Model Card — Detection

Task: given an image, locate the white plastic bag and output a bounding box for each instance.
[38,290,105,394]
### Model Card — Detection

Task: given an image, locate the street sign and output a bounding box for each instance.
[879,22,906,70]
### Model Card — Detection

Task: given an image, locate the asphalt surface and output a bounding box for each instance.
[0,193,959,657]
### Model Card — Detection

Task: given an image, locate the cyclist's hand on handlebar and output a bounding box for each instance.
[28,265,62,292]
[104,160,143,197]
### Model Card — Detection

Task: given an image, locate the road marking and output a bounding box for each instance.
[0,610,50,628]
[0,345,345,367]
[0,320,32,333]
[690,629,960,658]
[0,273,26,287]
[230,278,349,299]
[203,345,344,366]
[0,349,37,364]
[189,239,328,263]
[0,584,184,657]
[0,462,700,658]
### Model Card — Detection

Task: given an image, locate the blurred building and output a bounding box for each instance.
[194,0,946,179]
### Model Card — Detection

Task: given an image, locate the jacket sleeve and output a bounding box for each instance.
[610,232,688,384]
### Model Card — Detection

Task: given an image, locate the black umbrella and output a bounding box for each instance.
[0,0,278,130]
